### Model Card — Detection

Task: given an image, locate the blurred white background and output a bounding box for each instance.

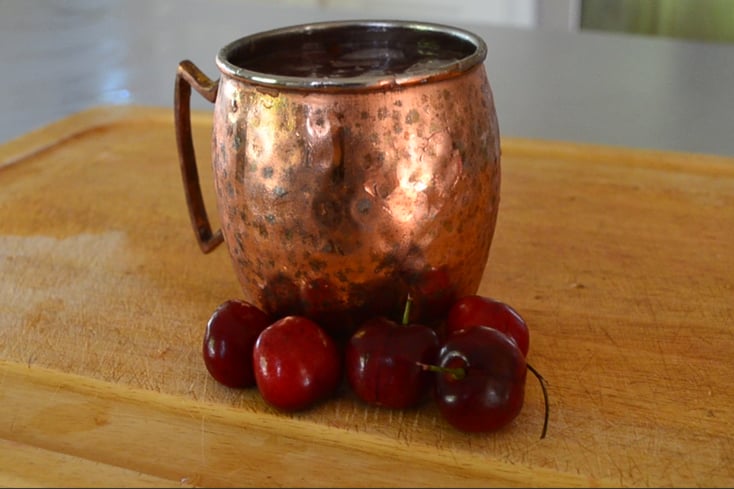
[251,0,579,31]
[2,0,733,155]
[265,0,734,42]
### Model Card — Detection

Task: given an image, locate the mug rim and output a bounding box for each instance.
[215,19,488,91]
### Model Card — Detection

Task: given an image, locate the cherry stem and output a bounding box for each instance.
[402,294,413,325]
[527,362,549,440]
[415,361,466,381]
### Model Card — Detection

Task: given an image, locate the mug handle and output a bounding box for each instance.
[174,59,224,253]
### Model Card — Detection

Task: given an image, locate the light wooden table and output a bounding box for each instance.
[1,106,732,487]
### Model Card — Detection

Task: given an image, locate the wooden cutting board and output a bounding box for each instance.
[1,106,732,487]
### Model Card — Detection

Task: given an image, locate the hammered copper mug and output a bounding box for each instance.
[174,20,501,338]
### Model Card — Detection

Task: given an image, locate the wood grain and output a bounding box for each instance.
[1,106,732,487]
[0,437,188,488]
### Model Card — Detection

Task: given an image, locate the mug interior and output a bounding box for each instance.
[216,20,486,89]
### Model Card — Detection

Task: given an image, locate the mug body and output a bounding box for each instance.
[209,21,501,336]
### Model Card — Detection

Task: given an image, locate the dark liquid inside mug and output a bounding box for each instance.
[225,23,477,80]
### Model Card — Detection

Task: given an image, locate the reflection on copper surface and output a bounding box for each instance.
[176,22,502,337]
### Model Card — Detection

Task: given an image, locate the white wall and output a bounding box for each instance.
[271,0,549,28]
[273,0,581,30]
[320,0,538,28]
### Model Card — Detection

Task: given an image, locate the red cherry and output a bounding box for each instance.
[202,300,271,388]
[345,303,439,409]
[446,295,530,357]
[405,265,457,325]
[432,325,527,433]
[253,316,341,411]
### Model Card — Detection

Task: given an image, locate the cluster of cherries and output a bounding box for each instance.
[202,293,548,437]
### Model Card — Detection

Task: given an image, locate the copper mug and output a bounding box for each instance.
[174,20,501,337]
